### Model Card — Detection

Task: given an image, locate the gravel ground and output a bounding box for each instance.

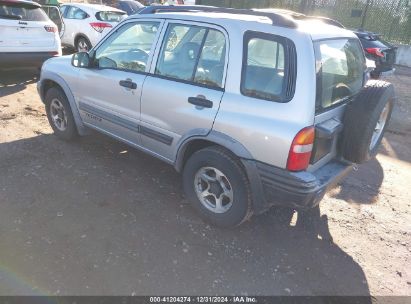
[0,66,410,297]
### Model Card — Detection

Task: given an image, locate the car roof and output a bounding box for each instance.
[130,10,357,40]
[63,2,125,13]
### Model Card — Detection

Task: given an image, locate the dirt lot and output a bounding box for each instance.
[0,65,410,297]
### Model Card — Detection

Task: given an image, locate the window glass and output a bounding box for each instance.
[156,24,226,88]
[95,21,160,72]
[66,7,88,19]
[194,29,226,88]
[315,39,365,110]
[155,24,206,82]
[242,37,286,100]
[0,4,49,21]
[59,5,68,17]
[96,11,125,22]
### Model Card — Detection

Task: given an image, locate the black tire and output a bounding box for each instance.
[75,36,92,52]
[182,146,253,228]
[45,87,78,141]
[341,80,395,163]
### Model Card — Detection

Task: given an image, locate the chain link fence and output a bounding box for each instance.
[196,0,411,45]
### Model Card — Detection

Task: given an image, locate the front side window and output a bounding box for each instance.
[241,32,294,102]
[95,21,160,73]
[315,39,365,111]
[155,23,226,89]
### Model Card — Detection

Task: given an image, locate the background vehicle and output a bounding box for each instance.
[354,30,397,78]
[38,7,395,228]
[41,5,64,34]
[59,3,126,52]
[0,0,61,69]
[102,0,144,15]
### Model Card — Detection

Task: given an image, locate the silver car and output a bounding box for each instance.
[37,6,395,227]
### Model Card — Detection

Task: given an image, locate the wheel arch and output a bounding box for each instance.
[174,131,254,173]
[39,72,89,136]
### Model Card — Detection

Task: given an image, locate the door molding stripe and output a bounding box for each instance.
[78,101,173,145]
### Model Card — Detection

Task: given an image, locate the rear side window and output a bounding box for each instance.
[0,3,49,21]
[96,11,125,22]
[155,23,227,89]
[65,7,88,20]
[241,31,296,102]
[315,39,365,111]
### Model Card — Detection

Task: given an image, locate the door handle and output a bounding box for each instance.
[188,96,213,108]
[119,79,137,90]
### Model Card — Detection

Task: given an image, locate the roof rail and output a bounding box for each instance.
[138,5,298,28]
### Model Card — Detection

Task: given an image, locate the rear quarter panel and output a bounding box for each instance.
[213,22,316,169]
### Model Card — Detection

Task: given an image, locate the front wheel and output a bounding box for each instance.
[182,146,253,228]
[45,87,78,141]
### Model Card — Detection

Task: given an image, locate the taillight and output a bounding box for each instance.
[286,126,315,172]
[365,47,384,58]
[90,22,112,33]
[44,25,57,33]
[48,51,59,57]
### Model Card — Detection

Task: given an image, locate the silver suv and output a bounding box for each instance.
[37,6,395,227]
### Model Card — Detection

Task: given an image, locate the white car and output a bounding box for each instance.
[59,3,126,52]
[0,0,61,69]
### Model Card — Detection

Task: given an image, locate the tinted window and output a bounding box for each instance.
[315,39,365,110]
[66,7,88,19]
[95,21,160,72]
[242,36,286,101]
[0,3,49,21]
[156,24,226,88]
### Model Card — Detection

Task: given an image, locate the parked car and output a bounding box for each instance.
[0,0,61,69]
[37,6,395,227]
[354,30,397,78]
[59,3,126,52]
[102,0,144,15]
[41,5,64,34]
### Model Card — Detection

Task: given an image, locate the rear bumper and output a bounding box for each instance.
[0,52,58,69]
[242,159,353,214]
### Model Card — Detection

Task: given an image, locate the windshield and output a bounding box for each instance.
[96,11,125,22]
[315,38,365,111]
[0,3,49,21]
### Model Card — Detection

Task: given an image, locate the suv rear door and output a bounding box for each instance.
[310,38,366,170]
[0,0,56,51]
[140,21,228,161]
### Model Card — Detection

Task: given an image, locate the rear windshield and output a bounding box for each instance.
[95,11,125,22]
[0,3,49,21]
[315,39,365,111]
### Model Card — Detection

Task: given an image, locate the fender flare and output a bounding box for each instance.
[38,71,89,136]
[174,130,267,214]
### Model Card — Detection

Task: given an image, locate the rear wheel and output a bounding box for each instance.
[341,80,395,163]
[182,146,253,228]
[75,36,92,52]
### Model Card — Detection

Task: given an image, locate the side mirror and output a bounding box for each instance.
[72,52,91,68]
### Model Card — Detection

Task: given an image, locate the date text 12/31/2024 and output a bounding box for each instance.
[149,296,257,303]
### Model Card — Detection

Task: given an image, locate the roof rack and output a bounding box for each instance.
[138,5,298,29]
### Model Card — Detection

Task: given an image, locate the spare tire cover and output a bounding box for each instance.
[341,80,395,164]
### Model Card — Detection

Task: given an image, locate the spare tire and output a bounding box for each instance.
[341,80,395,164]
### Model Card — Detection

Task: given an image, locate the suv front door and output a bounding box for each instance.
[140,21,228,161]
[76,19,163,146]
